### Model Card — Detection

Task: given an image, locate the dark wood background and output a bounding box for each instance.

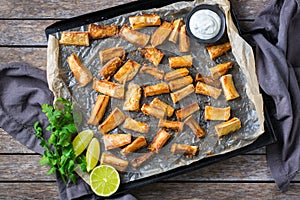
[1,0,300,199]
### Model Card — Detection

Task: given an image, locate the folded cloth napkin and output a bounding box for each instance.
[0,62,137,200]
[250,0,300,192]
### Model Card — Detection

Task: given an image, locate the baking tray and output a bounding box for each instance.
[45,0,276,196]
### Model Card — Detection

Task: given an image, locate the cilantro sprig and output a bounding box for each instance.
[34,98,86,185]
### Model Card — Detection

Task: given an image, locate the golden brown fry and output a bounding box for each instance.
[87,95,110,126]
[98,107,126,134]
[66,53,92,87]
[130,151,154,168]
[139,46,164,66]
[175,102,200,121]
[114,59,140,84]
[158,119,184,132]
[169,55,193,68]
[164,68,190,81]
[59,31,89,46]
[121,136,147,156]
[148,129,172,153]
[179,25,190,53]
[119,24,150,47]
[168,75,193,91]
[143,82,170,97]
[149,98,174,117]
[88,24,118,39]
[141,104,165,119]
[101,152,128,172]
[210,62,233,79]
[123,117,150,134]
[103,134,132,150]
[206,42,231,60]
[170,84,194,104]
[170,143,198,157]
[123,83,141,111]
[220,74,240,101]
[151,21,172,47]
[140,64,164,80]
[169,18,183,43]
[99,57,123,80]
[129,14,161,30]
[99,46,126,64]
[92,78,124,99]
[184,116,206,138]
[195,73,221,88]
[195,81,222,99]
[204,106,231,121]
[215,117,241,138]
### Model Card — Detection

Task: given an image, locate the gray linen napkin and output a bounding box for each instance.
[250,0,300,192]
[0,62,137,200]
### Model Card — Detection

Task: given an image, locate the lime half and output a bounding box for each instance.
[72,129,94,157]
[86,138,100,172]
[90,165,120,197]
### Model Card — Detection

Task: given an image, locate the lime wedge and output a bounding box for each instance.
[72,129,94,157]
[86,138,100,172]
[90,165,120,197]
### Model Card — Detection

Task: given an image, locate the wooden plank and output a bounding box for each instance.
[2,154,299,182]
[0,183,59,200]
[0,0,270,20]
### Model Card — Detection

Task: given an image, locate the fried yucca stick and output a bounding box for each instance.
[204,106,231,121]
[195,73,221,88]
[195,82,222,99]
[98,107,126,134]
[164,68,190,81]
[103,134,132,150]
[139,46,164,66]
[99,46,126,64]
[143,82,170,97]
[151,21,172,47]
[92,78,124,99]
[215,117,241,138]
[140,64,164,80]
[130,151,155,168]
[158,119,184,132]
[170,84,194,104]
[119,24,150,47]
[101,152,128,172]
[210,62,233,79]
[88,24,118,39]
[66,53,92,87]
[114,59,140,84]
[123,117,150,134]
[184,116,206,138]
[149,98,174,117]
[59,31,89,46]
[169,55,193,68]
[206,42,231,60]
[220,74,240,101]
[123,83,141,111]
[175,102,200,121]
[141,104,165,119]
[148,129,172,153]
[170,143,198,157]
[168,75,193,91]
[129,14,161,30]
[179,25,190,53]
[99,57,123,80]
[169,18,183,43]
[87,95,110,126]
[121,136,147,156]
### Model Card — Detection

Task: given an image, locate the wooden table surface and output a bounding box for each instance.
[1,0,300,199]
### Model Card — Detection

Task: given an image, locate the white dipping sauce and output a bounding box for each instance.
[189,9,221,40]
